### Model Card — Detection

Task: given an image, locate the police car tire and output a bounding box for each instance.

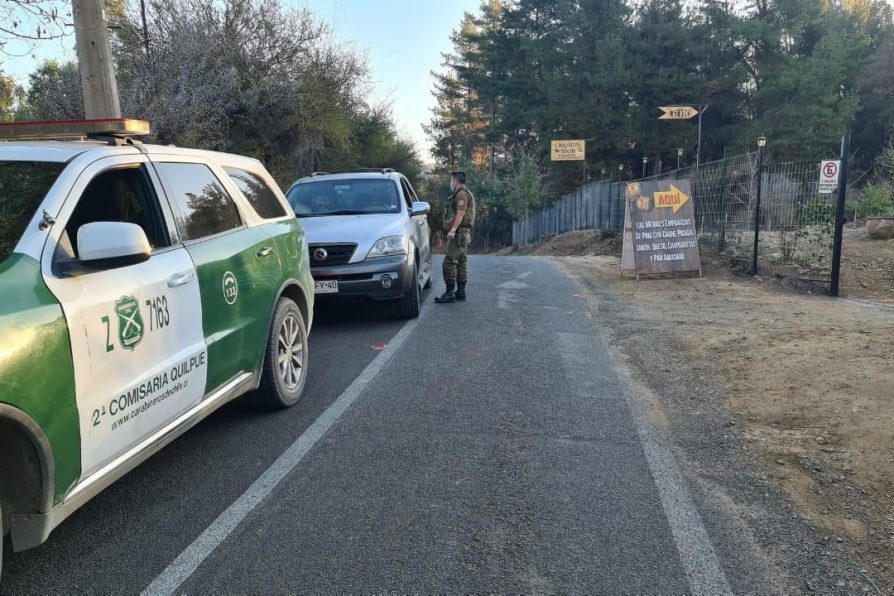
[259,297,308,409]
[398,261,421,319]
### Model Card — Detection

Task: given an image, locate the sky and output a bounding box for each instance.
[1,0,481,162]
[296,0,481,161]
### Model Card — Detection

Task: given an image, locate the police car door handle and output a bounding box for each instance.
[256,247,274,258]
[167,272,194,288]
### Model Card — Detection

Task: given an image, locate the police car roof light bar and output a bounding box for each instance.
[0,118,151,141]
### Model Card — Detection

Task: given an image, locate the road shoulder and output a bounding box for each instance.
[554,254,894,594]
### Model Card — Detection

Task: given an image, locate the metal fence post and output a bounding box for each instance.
[752,139,766,275]
[830,134,850,296]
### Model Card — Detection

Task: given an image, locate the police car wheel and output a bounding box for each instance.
[398,260,421,319]
[259,297,308,409]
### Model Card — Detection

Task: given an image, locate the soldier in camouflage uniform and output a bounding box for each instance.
[435,171,476,304]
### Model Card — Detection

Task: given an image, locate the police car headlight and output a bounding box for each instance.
[367,236,406,258]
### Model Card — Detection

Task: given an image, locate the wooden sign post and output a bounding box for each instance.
[621,179,701,278]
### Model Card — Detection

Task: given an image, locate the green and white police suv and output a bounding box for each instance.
[0,119,314,577]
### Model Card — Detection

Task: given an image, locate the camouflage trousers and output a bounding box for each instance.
[443,229,471,284]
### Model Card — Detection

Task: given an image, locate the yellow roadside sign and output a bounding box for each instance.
[551,139,585,161]
[658,106,700,120]
[653,184,690,214]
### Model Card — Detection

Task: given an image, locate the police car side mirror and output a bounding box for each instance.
[411,201,431,216]
[77,222,152,268]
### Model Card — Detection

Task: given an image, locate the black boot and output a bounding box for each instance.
[435,281,456,303]
[455,281,467,301]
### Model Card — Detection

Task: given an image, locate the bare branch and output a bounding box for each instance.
[0,1,70,56]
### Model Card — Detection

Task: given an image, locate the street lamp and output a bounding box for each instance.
[677,147,683,170]
[752,135,768,275]
[642,156,648,178]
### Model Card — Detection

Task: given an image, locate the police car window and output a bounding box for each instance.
[223,167,287,220]
[0,161,65,264]
[60,165,168,261]
[286,179,401,217]
[157,163,243,240]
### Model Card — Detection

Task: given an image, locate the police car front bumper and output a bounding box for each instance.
[311,254,411,301]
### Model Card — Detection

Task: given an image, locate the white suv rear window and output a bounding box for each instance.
[224,167,287,220]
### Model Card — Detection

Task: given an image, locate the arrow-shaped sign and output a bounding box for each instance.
[653,184,690,214]
[658,106,700,120]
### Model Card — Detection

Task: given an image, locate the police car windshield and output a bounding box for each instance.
[0,161,66,263]
[287,179,401,217]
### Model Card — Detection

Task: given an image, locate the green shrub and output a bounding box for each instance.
[851,184,894,216]
[798,199,836,225]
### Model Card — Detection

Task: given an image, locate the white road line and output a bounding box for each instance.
[562,265,732,595]
[142,299,433,596]
[611,354,733,596]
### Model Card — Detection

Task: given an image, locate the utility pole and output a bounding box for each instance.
[140,0,150,57]
[73,0,121,119]
[696,104,709,171]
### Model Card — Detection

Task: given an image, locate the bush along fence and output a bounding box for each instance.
[511,150,849,294]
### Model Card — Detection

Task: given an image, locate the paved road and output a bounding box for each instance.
[1,256,729,594]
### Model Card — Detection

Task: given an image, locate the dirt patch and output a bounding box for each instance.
[499,229,620,257]
[555,251,894,592]
[840,226,894,303]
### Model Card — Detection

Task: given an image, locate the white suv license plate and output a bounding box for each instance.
[314,280,339,294]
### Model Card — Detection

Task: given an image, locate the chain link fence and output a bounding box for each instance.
[512,153,841,291]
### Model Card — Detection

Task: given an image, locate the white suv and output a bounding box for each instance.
[285,169,433,318]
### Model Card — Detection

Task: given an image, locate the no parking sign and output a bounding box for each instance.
[819,160,841,194]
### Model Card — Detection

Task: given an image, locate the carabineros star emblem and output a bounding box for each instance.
[115,295,145,351]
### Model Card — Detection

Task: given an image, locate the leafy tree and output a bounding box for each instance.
[424,11,494,171]
[323,105,424,187]
[736,0,892,158]
[0,73,21,120]
[15,0,422,190]
[428,0,894,221]
[19,60,83,120]
[504,151,544,219]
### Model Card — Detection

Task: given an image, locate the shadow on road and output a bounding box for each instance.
[311,292,431,329]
